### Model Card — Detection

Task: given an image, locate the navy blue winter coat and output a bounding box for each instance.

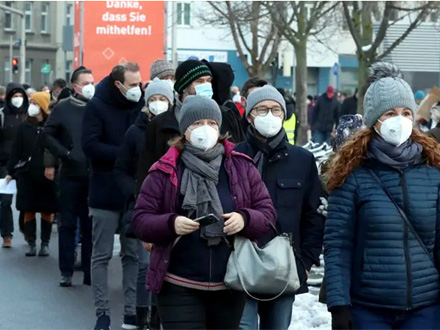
[235,136,325,293]
[81,76,144,210]
[325,160,440,310]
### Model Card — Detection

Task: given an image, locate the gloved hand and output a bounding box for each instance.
[330,306,354,330]
[318,197,328,217]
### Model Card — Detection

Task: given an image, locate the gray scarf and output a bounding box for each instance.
[247,127,286,175]
[180,143,225,245]
[367,136,423,170]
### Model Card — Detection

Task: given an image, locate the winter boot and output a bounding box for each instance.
[40,216,53,244]
[136,307,149,330]
[38,243,49,257]
[25,242,37,257]
[24,218,37,248]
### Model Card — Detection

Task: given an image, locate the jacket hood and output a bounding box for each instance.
[202,60,235,105]
[4,82,28,114]
[94,75,145,110]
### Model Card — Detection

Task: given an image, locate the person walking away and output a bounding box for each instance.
[44,66,95,287]
[235,85,324,330]
[0,86,5,109]
[132,95,277,330]
[311,86,339,145]
[277,88,298,145]
[82,62,144,330]
[115,77,174,329]
[6,92,58,256]
[0,83,29,247]
[324,62,440,330]
[339,88,358,118]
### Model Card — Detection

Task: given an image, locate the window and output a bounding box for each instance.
[41,3,49,32]
[389,9,398,21]
[65,3,74,26]
[177,2,191,26]
[25,59,32,84]
[4,59,11,84]
[4,2,14,30]
[65,60,72,82]
[430,11,438,23]
[25,2,33,32]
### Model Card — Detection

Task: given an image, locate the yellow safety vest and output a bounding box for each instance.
[283,113,296,145]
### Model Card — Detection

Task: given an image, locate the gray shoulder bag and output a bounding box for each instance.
[224,223,302,301]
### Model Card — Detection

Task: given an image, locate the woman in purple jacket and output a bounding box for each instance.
[133,95,277,329]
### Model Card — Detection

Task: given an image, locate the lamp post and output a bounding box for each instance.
[0,4,26,83]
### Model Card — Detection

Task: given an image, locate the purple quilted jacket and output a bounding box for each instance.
[132,140,277,294]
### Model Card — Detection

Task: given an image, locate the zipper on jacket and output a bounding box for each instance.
[400,171,412,310]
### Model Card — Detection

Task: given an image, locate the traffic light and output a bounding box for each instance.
[12,58,19,74]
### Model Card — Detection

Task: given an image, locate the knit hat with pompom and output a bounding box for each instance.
[363,62,417,128]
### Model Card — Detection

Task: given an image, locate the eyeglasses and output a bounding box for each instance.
[251,106,284,117]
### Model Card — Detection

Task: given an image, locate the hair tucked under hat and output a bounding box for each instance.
[174,60,212,95]
[363,62,417,128]
[178,95,222,134]
[145,78,174,105]
[245,85,287,117]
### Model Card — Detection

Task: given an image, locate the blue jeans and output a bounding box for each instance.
[239,295,295,330]
[137,240,151,308]
[352,304,440,329]
[312,130,331,145]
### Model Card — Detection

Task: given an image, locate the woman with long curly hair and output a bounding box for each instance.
[324,62,440,330]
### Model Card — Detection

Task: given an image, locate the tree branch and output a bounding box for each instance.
[342,2,362,52]
[370,1,392,53]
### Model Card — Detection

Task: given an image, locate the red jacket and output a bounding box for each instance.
[133,140,277,293]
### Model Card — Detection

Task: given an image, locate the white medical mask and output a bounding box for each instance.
[253,112,283,138]
[77,84,95,100]
[28,104,40,117]
[119,82,142,103]
[11,97,24,108]
[149,101,169,116]
[189,125,219,151]
[375,115,413,147]
[195,83,213,99]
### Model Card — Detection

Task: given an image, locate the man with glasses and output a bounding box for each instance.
[235,85,324,330]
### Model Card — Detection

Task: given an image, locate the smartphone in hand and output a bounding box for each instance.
[193,214,220,227]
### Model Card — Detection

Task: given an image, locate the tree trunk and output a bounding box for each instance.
[294,39,308,145]
[356,54,369,115]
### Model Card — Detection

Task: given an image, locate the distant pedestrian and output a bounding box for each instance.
[7,92,58,257]
[0,83,29,248]
[339,88,358,117]
[149,59,176,82]
[311,86,340,145]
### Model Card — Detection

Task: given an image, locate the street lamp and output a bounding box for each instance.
[0,4,26,84]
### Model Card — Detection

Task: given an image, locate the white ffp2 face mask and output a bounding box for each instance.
[79,84,95,100]
[254,112,283,138]
[149,101,169,116]
[189,125,219,151]
[28,104,40,117]
[376,116,413,147]
[11,96,24,108]
[119,82,142,103]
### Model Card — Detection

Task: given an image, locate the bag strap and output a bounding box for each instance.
[368,169,435,264]
[232,244,291,302]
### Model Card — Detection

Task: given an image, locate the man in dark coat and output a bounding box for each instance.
[44,66,95,288]
[0,82,29,248]
[81,62,144,330]
[311,85,340,145]
[235,85,324,330]
[339,88,358,118]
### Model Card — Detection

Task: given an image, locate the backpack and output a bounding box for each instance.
[220,100,245,143]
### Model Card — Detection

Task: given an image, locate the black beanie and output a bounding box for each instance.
[174,60,212,94]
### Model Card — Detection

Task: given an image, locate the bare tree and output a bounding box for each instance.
[202,1,282,78]
[342,1,438,113]
[266,1,339,145]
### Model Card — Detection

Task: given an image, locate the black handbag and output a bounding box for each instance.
[368,169,435,265]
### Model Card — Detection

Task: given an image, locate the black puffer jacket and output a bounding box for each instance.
[0,83,29,166]
[312,93,340,132]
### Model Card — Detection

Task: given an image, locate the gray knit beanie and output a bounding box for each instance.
[245,85,287,117]
[179,95,222,134]
[145,78,174,105]
[150,60,176,80]
[363,62,417,128]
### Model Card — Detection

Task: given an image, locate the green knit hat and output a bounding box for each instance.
[174,60,212,94]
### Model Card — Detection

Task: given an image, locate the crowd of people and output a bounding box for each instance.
[0,58,439,330]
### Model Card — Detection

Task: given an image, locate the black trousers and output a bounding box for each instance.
[157,282,246,330]
[0,166,13,238]
[58,177,91,277]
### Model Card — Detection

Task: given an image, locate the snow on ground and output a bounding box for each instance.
[289,292,331,330]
